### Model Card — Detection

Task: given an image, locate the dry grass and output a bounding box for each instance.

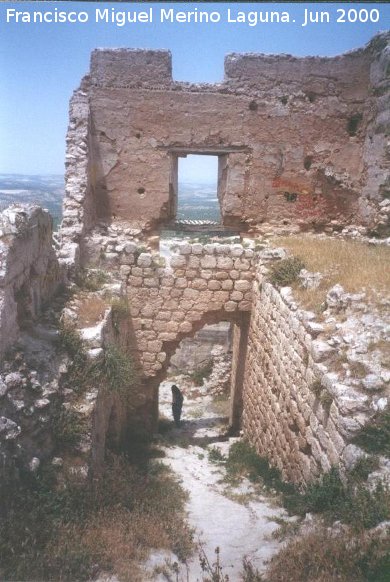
[211,396,231,417]
[0,454,194,581]
[77,296,107,327]
[275,237,390,310]
[263,526,390,582]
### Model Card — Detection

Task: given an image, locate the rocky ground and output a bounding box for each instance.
[143,379,290,582]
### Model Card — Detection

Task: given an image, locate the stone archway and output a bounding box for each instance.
[138,309,251,432]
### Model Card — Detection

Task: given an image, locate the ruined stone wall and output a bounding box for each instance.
[0,205,61,358]
[59,88,100,271]
[242,278,347,484]
[60,32,390,249]
[123,242,254,381]
[361,34,390,232]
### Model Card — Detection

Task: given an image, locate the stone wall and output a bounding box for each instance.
[0,205,61,358]
[125,241,254,381]
[361,34,390,233]
[242,278,347,484]
[60,32,390,255]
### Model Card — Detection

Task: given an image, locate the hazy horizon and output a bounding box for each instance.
[1,1,388,175]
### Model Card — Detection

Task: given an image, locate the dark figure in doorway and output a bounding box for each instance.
[171,385,184,427]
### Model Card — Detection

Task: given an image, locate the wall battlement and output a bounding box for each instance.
[59,32,390,263]
[90,48,173,87]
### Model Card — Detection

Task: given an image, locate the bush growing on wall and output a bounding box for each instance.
[269,257,305,287]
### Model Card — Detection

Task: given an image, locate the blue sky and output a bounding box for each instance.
[0,2,389,177]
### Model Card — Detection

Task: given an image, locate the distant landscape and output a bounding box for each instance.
[0,174,64,228]
[0,175,220,226]
[177,182,220,222]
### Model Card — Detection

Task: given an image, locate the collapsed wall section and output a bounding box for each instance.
[0,205,61,358]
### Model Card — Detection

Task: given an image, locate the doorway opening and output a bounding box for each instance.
[158,322,232,444]
[177,154,221,224]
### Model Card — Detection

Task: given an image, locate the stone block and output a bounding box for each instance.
[129,276,143,287]
[231,244,244,257]
[188,256,200,268]
[156,311,172,321]
[175,278,187,288]
[191,243,204,255]
[222,280,233,290]
[238,300,252,310]
[208,280,222,290]
[215,244,230,254]
[170,255,187,268]
[178,243,192,255]
[137,253,152,267]
[144,277,159,287]
[216,256,234,269]
[148,340,163,353]
[185,269,198,278]
[192,278,208,290]
[183,288,200,300]
[159,332,177,341]
[204,243,216,254]
[161,276,174,287]
[234,258,250,270]
[171,311,185,321]
[231,290,244,301]
[201,256,217,269]
[234,280,251,292]
[179,321,192,333]
[224,301,237,312]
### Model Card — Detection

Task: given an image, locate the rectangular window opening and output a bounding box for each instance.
[177,154,220,224]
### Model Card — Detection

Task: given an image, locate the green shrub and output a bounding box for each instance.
[52,407,86,449]
[59,321,85,358]
[283,467,390,531]
[190,359,213,386]
[110,297,130,334]
[58,322,90,394]
[284,466,346,516]
[310,380,322,396]
[349,456,379,482]
[269,257,305,287]
[354,407,390,456]
[319,390,333,408]
[75,269,109,291]
[223,441,294,494]
[347,113,362,136]
[91,344,137,398]
[208,446,226,464]
[110,297,129,319]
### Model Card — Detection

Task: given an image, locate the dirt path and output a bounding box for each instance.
[144,381,289,581]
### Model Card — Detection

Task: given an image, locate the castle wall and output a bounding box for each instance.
[242,279,348,484]
[61,34,390,242]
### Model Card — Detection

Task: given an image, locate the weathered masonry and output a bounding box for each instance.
[61,32,390,267]
[54,34,390,483]
[1,34,386,486]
